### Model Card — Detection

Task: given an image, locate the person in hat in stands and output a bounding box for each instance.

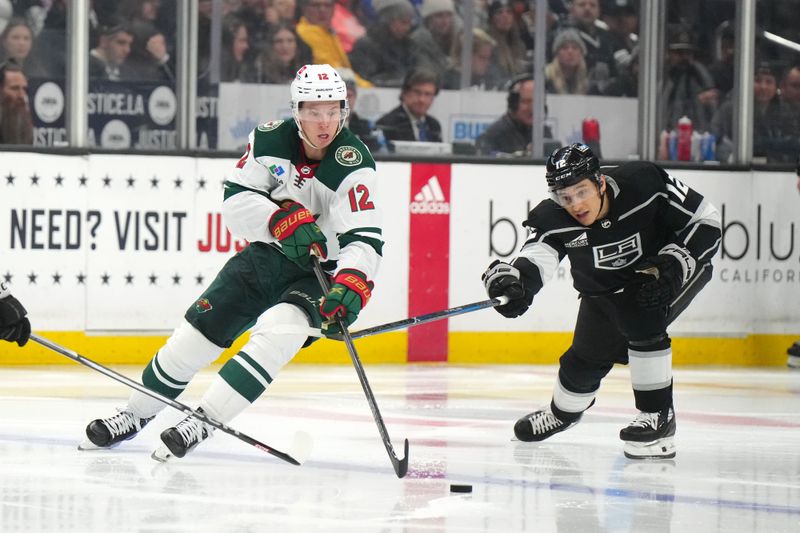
[350,0,416,87]
[660,25,718,133]
[411,0,461,87]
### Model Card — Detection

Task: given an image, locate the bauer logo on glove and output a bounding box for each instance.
[268,201,328,268]
[319,269,373,334]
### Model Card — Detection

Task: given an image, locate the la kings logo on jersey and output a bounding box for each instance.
[593,233,642,270]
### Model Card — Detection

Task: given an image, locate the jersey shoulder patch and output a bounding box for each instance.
[317,128,376,191]
[252,120,297,161]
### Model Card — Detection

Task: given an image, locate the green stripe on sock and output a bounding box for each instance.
[142,358,186,398]
[219,358,266,403]
[237,351,273,385]
[153,354,189,388]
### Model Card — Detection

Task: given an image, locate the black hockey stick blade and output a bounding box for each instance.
[29,333,312,466]
[311,255,410,478]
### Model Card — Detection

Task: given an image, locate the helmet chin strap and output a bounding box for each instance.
[596,176,606,218]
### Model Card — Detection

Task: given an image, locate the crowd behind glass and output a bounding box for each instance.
[0,0,798,164]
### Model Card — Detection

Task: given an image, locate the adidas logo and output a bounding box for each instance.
[565,231,589,248]
[410,175,450,214]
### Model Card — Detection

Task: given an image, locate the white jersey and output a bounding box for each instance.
[222,119,383,281]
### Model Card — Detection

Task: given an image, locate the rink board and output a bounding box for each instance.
[0,152,798,365]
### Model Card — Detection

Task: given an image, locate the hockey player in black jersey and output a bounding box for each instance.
[0,282,30,347]
[482,143,721,459]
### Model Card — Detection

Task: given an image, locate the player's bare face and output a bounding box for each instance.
[554,178,607,226]
[298,101,343,151]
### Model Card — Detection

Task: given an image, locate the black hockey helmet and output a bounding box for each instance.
[545,143,601,192]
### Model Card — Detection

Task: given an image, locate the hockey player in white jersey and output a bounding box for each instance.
[482,143,721,459]
[82,64,383,460]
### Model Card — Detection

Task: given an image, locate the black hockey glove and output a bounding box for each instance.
[0,286,31,347]
[631,254,685,310]
[482,260,530,318]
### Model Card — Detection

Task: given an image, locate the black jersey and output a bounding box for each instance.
[512,161,722,297]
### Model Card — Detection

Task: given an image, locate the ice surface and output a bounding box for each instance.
[1,364,798,532]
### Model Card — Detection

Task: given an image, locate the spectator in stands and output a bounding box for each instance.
[556,0,617,80]
[341,69,379,151]
[349,0,415,88]
[513,0,559,54]
[296,0,370,86]
[711,62,784,163]
[486,0,529,87]
[476,75,555,157]
[545,28,592,95]
[777,64,800,160]
[601,0,638,74]
[708,21,734,98]
[0,18,33,75]
[25,0,70,79]
[127,21,174,83]
[444,28,504,90]
[254,21,311,84]
[603,43,638,97]
[411,0,461,87]
[231,0,277,56]
[332,0,366,53]
[376,67,443,143]
[220,16,256,82]
[660,26,718,133]
[273,0,299,24]
[0,61,33,145]
[89,19,136,81]
[118,0,161,25]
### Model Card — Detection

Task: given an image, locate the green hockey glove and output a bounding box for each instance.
[320,269,373,334]
[268,201,327,268]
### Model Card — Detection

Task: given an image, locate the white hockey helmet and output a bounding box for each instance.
[290,64,349,147]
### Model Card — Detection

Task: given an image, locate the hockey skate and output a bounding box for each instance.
[514,408,581,442]
[787,342,800,368]
[151,408,214,462]
[619,406,676,459]
[79,408,154,450]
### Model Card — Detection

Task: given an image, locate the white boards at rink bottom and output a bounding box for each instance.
[0,151,797,365]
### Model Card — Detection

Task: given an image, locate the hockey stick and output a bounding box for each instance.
[29,333,312,466]
[311,255,409,478]
[271,296,510,339]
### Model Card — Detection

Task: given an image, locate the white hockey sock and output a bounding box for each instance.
[128,319,225,418]
[200,379,251,424]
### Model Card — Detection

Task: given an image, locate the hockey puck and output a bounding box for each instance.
[449,484,472,493]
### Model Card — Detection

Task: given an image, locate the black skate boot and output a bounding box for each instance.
[152,408,213,461]
[619,405,676,459]
[80,409,154,450]
[514,408,581,442]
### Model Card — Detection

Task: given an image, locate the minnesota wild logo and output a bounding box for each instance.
[335,145,362,166]
[257,120,284,132]
[195,298,213,313]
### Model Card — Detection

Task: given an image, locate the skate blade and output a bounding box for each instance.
[151,445,175,463]
[623,437,676,459]
[78,438,106,451]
